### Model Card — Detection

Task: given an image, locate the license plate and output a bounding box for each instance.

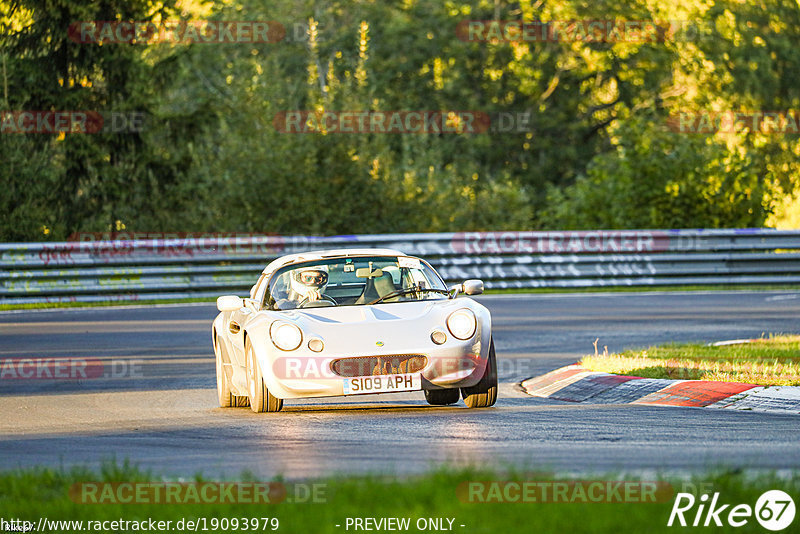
[342,373,421,395]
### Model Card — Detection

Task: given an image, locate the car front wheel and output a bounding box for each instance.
[245,338,283,413]
[461,338,498,408]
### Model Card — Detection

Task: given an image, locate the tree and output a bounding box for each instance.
[544,118,766,229]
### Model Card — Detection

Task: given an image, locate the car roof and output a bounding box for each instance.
[261,248,407,275]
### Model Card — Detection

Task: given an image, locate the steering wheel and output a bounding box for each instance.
[298,295,338,308]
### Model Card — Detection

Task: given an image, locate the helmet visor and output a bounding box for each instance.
[297,269,328,286]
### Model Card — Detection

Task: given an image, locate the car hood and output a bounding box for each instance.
[285,300,443,324]
[250,298,487,355]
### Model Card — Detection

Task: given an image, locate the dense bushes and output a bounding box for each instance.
[1,0,798,241]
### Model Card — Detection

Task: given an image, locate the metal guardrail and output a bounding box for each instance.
[2,229,799,304]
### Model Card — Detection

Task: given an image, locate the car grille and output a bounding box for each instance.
[331,355,427,377]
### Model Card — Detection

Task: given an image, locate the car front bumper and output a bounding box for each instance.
[253,332,489,400]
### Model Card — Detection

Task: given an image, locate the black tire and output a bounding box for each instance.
[245,337,283,413]
[214,331,249,408]
[461,338,498,408]
[424,388,461,406]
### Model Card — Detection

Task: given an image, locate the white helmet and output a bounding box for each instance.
[290,265,329,302]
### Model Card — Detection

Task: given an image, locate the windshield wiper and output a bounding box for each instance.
[368,286,450,305]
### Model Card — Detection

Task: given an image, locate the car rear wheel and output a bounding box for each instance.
[245,337,283,413]
[215,331,249,408]
[424,388,460,406]
[461,338,498,408]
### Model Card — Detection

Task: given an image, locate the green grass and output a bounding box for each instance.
[581,335,800,385]
[0,298,215,311]
[2,285,799,311]
[1,462,798,533]
[483,284,800,295]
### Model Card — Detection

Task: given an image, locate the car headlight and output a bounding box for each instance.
[270,321,303,351]
[447,309,477,340]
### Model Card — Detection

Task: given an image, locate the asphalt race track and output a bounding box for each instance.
[1,291,799,479]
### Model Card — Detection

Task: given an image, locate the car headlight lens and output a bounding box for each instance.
[270,321,303,351]
[447,309,477,340]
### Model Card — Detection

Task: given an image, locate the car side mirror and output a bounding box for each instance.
[217,295,244,312]
[450,279,484,298]
[462,279,484,296]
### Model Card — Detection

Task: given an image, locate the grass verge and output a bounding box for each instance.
[0,298,214,311]
[2,285,799,311]
[1,462,797,533]
[581,335,800,386]
[484,284,800,295]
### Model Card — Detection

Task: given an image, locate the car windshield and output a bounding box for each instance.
[265,256,448,310]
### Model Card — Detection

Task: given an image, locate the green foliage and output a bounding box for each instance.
[1,0,799,240]
[0,0,203,240]
[544,118,767,229]
[3,462,800,534]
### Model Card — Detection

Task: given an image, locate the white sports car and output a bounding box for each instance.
[212,248,496,412]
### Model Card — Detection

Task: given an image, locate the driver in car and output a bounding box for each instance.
[286,266,329,307]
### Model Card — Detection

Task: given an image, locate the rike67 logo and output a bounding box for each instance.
[668,490,795,531]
